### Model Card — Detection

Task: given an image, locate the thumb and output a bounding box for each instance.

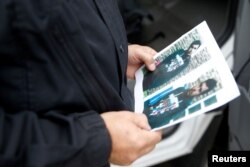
[139,47,157,71]
[133,113,151,131]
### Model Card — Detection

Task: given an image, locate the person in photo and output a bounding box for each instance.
[143,40,201,91]
[144,78,217,129]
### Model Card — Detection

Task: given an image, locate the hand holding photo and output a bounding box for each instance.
[134,21,240,131]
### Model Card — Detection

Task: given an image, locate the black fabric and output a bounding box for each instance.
[0,0,132,166]
[228,0,250,151]
[117,0,153,43]
[228,86,250,150]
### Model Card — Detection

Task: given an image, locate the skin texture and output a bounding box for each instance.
[101,111,162,165]
[127,44,157,79]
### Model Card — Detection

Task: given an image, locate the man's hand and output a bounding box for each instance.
[127,44,157,79]
[101,111,162,166]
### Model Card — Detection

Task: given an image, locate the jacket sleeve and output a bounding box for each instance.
[0,1,112,166]
[0,107,112,167]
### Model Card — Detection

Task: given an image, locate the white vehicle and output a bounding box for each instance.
[115,0,250,166]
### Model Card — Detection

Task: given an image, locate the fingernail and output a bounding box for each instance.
[149,64,155,71]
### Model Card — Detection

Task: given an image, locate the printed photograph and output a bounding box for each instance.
[142,29,212,97]
[143,69,222,129]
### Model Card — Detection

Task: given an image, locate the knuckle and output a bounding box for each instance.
[139,114,148,122]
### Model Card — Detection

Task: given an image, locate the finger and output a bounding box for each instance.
[137,131,162,156]
[138,51,156,71]
[154,129,163,137]
[142,46,157,70]
[141,129,163,145]
[133,113,151,131]
[143,46,157,55]
[147,131,162,143]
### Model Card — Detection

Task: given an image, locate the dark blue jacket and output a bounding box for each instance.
[0,0,132,166]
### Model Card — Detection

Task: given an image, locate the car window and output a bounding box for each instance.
[131,0,237,51]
